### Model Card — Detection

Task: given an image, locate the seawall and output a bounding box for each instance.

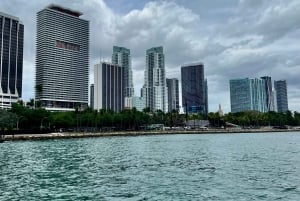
[2,128,299,142]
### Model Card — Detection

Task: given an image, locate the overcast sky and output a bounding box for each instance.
[1,0,300,113]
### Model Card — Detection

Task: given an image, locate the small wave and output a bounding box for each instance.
[281,186,297,192]
[111,193,136,198]
[198,166,216,170]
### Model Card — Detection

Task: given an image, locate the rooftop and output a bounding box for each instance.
[0,11,23,24]
[47,4,83,17]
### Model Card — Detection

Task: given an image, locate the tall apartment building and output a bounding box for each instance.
[112,46,134,98]
[181,63,208,115]
[142,46,168,112]
[230,78,267,113]
[90,84,94,109]
[35,4,89,111]
[274,80,288,112]
[94,62,124,112]
[261,76,273,111]
[0,12,24,109]
[166,78,179,112]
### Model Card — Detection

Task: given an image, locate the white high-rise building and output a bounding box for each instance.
[112,46,134,98]
[142,46,168,112]
[94,62,124,112]
[35,4,89,111]
[271,90,277,112]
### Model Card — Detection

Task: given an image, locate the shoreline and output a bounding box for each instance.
[2,128,299,142]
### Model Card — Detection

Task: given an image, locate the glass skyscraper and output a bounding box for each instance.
[230,78,267,113]
[181,63,208,116]
[142,46,168,112]
[261,76,273,111]
[0,12,24,109]
[166,78,179,112]
[112,46,134,98]
[274,80,288,112]
[35,4,89,111]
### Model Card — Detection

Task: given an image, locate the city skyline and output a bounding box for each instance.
[1,0,300,113]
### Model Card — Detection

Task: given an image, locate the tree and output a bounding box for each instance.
[26,98,35,108]
[35,84,43,108]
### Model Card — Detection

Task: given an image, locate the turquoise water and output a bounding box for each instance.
[0,132,299,200]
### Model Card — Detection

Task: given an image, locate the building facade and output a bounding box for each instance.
[274,80,288,112]
[230,78,267,113]
[181,63,208,116]
[261,76,273,111]
[90,84,94,109]
[35,4,89,111]
[271,90,278,112]
[166,78,179,112]
[142,46,168,112]
[0,12,24,109]
[94,62,124,112]
[112,46,134,98]
[124,96,145,112]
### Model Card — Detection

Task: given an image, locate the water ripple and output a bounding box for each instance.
[0,132,300,200]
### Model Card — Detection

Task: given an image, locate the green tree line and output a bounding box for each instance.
[208,110,300,128]
[1,101,300,132]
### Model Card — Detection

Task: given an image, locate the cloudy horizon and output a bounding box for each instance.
[1,0,299,113]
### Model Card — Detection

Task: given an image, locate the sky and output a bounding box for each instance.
[1,0,300,113]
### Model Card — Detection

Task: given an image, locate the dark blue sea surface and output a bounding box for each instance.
[1,132,299,200]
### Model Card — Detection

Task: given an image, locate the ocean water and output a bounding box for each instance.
[0,132,299,200]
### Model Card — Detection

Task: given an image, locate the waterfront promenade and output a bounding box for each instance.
[3,128,299,141]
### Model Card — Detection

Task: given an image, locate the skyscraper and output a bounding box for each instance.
[166,78,179,112]
[0,12,24,109]
[35,4,89,111]
[142,46,168,112]
[261,76,273,111]
[90,84,94,109]
[112,46,134,98]
[230,78,267,113]
[181,63,208,115]
[274,80,288,112]
[94,62,124,112]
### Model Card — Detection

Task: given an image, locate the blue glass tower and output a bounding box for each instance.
[230,78,267,113]
[274,80,288,112]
